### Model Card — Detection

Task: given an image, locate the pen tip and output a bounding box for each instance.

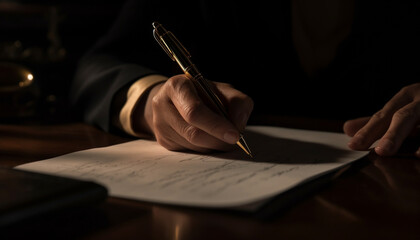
[237,136,253,158]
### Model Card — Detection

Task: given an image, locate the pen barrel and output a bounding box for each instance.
[185,65,230,120]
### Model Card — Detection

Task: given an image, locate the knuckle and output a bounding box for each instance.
[183,125,201,143]
[167,75,189,92]
[151,86,169,110]
[165,78,175,91]
[151,94,162,109]
[399,83,420,99]
[182,101,203,124]
[372,110,388,120]
[166,75,181,87]
[394,108,417,120]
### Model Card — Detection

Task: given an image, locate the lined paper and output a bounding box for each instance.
[16,126,368,208]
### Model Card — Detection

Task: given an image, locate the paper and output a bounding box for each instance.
[16,126,368,209]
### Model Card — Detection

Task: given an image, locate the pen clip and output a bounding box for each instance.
[153,28,175,61]
[152,22,191,62]
[170,32,191,59]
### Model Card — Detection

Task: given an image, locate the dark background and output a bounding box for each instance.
[2,1,419,125]
[0,0,123,123]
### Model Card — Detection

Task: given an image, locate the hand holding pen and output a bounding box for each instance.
[132,22,254,155]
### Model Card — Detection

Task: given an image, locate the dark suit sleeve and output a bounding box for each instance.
[69,0,165,133]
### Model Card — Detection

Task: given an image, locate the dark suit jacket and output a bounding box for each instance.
[70,0,420,133]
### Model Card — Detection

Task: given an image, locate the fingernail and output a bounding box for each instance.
[224,130,239,144]
[375,139,394,156]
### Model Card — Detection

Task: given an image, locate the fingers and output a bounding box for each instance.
[347,83,420,157]
[343,117,370,137]
[165,76,240,143]
[374,101,420,156]
[153,96,234,152]
[151,93,209,153]
[215,82,254,131]
[347,110,392,152]
[150,74,252,153]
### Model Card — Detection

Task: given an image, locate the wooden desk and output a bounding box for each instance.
[1,118,419,239]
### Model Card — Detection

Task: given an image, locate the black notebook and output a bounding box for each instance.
[0,167,107,227]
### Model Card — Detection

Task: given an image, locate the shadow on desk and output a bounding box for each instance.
[214,129,355,163]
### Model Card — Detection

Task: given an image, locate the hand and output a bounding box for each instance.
[343,83,420,158]
[135,74,253,153]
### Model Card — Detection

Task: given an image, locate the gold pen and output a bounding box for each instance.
[152,22,253,157]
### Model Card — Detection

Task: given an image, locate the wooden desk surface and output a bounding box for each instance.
[1,118,419,239]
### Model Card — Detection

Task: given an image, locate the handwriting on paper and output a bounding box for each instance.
[17,126,368,208]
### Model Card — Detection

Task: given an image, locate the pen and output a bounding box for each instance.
[152,22,253,157]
